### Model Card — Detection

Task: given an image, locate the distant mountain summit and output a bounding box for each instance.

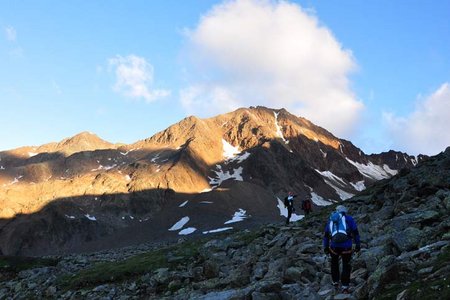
[40,131,115,155]
[0,107,425,255]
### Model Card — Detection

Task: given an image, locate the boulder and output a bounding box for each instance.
[393,227,423,252]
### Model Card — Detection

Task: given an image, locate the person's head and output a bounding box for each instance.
[288,191,293,196]
[336,205,348,214]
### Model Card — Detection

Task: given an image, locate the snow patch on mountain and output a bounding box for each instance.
[346,158,398,180]
[228,152,251,163]
[276,198,304,221]
[4,175,24,186]
[310,192,333,206]
[91,164,117,172]
[209,166,244,187]
[274,112,289,144]
[350,180,366,191]
[315,170,346,186]
[314,170,354,200]
[179,227,196,235]
[224,209,248,224]
[179,201,188,207]
[169,216,190,231]
[203,227,233,234]
[85,214,97,221]
[28,152,38,157]
[150,153,160,163]
[328,182,354,200]
[222,139,240,159]
[65,215,76,219]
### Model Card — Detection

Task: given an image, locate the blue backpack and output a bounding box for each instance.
[329,212,349,243]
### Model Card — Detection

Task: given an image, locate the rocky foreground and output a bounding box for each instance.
[1,148,449,299]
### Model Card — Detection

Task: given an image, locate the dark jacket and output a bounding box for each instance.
[323,214,360,249]
[284,195,297,207]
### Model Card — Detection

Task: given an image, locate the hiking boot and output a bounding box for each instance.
[333,282,339,289]
[341,286,350,294]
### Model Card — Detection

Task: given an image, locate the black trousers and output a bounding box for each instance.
[286,206,294,224]
[330,248,352,286]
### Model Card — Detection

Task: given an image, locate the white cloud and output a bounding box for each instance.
[4,25,16,42]
[181,0,363,136]
[383,83,450,155]
[52,80,62,95]
[109,54,170,102]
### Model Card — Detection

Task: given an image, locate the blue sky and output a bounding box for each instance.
[1,0,449,155]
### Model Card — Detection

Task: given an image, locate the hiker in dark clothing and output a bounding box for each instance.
[284,191,297,225]
[301,198,312,215]
[323,205,361,294]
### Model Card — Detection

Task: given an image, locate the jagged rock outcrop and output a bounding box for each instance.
[0,107,424,256]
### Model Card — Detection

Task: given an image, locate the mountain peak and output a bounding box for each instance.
[37,131,114,155]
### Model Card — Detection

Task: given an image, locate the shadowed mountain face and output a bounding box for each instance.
[0,107,423,255]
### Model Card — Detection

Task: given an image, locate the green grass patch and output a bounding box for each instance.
[59,228,264,290]
[435,245,450,266]
[59,239,203,290]
[0,256,58,272]
[377,247,450,300]
[60,249,167,289]
[377,278,450,300]
[406,278,450,300]
[234,229,261,245]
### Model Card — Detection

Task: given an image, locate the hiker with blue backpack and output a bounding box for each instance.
[323,205,361,294]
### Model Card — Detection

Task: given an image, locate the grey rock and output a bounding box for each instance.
[333,293,355,300]
[92,284,110,293]
[251,291,281,300]
[353,282,368,299]
[373,205,394,220]
[350,268,367,282]
[417,266,433,275]
[367,255,398,297]
[358,246,390,272]
[267,234,289,248]
[154,268,170,284]
[253,262,268,280]
[45,286,57,297]
[283,267,304,283]
[203,261,220,279]
[263,258,286,279]
[168,279,182,291]
[190,289,246,300]
[393,227,423,252]
[190,266,204,281]
[296,243,319,254]
[256,279,282,293]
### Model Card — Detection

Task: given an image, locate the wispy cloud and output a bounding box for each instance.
[383,83,450,155]
[181,0,363,137]
[108,55,170,102]
[51,80,62,95]
[4,25,16,42]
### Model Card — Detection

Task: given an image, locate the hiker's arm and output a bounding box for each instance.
[350,218,361,246]
[323,224,330,249]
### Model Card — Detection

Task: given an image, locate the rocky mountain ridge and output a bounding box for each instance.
[0,106,422,256]
[0,147,448,299]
